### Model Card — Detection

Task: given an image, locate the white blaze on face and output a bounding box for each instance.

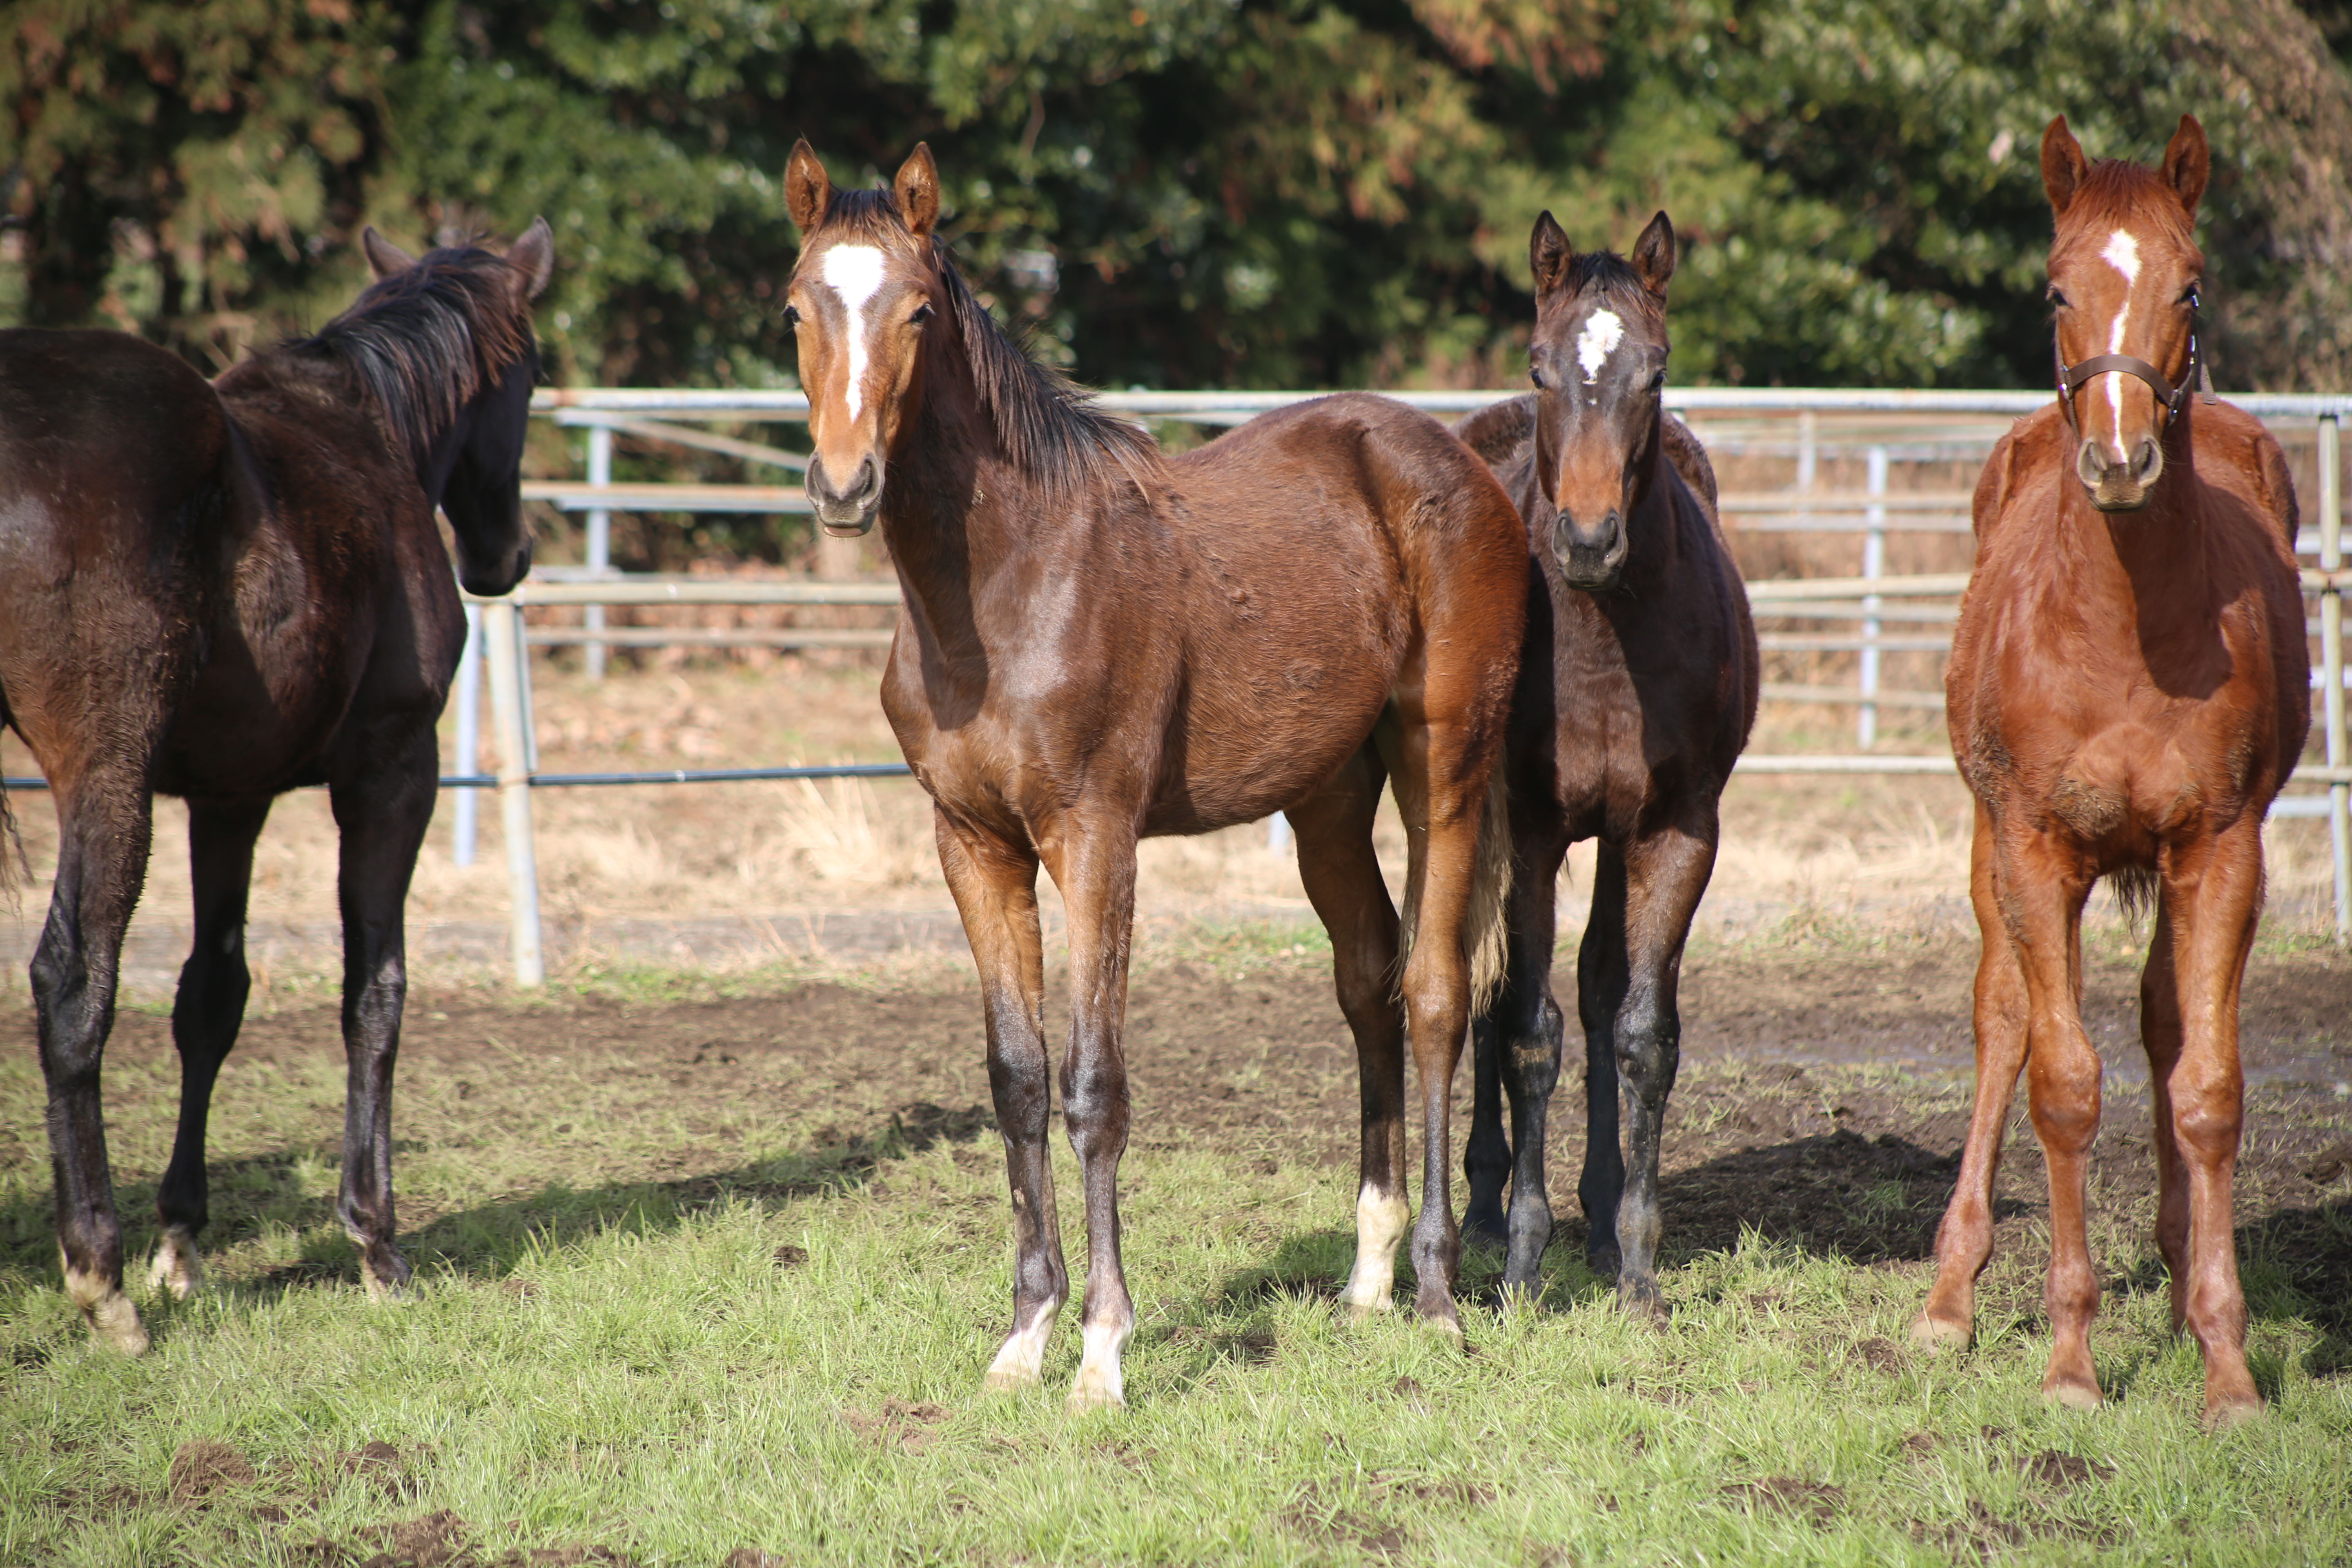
[1576,308,1626,387]
[819,243,888,421]
[2097,229,2141,459]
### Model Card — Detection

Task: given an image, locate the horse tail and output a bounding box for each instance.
[1463,762,1513,1016]
[1396,760,1514,1018]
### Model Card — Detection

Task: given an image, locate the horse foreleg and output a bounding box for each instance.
[937,813,1062,1394]
[1290,752,1409,1320]
[33,769,156,1352]
[1575,845,1630,1277]
[1043,816,1140,1411]
[1917,800,2029,1348]
[151,797,272,1299]
[1608,807,1717,1320]
[2156,817,2264,1426]
[2139,900,2190,1334]
[1492,822,1568,1295]
[2002,827,2103,1408]
[327,735,436,1302]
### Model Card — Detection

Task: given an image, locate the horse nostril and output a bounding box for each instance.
[848,457,880,502]
[2077,440,2107,488]
[2130,439,2162,485]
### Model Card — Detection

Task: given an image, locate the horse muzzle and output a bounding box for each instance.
[457,539,533,599]
[2076,436,2164,514]
[807,452,882,537]
[1550,506,1626,592]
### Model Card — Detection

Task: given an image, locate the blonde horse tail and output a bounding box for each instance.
[1396,761,1514,1018]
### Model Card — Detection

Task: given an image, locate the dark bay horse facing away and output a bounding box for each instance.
[782,142,1526,1408]
[1915,116,2307,1426]
[1452,212,1758,1315]
[0,221,552,1351]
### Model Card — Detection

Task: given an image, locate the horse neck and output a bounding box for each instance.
[875,363,1058,634]
[2052,412,2211,615]
[1617,417,1681,595]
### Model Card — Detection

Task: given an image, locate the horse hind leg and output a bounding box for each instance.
[150,798,272,1300]
[1480,817,1568,1295]
[328,733,439,1302]
[1287,749,1410,1319]
[33,761,160,1353]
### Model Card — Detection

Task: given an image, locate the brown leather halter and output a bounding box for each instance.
[2054,322,2211,437]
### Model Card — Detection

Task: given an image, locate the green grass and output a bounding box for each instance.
[2,980,2348,1565]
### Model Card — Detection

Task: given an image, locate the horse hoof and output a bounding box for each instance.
[1415,1300,1465,1343]
[2203,1392,2262,1431]
[1586,1245,1621,1278]
[85,1292,151,1356]
[1065,1379,1125,1414]
[2042,1375,2103,1411]
[982,1366,1042,1394]
[360,1256,417,1304]
[1911,1312,1970,1350]
[147,1229,206,1301]
[1339,1290,1392,1324]
[1618,1288,1668,1327]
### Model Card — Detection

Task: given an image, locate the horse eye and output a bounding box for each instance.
[910,303,935,325]
[2047,287,2069,309]
[1530,366,1547,390]
[2181,284,2201,309]
[1648,370,1667,393]
[783,304,802,327]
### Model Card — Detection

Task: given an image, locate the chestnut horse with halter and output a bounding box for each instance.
[0,223,550,1352]
[782,142,1526,1408]
[1454,212,1757,1315]
[1915,116,2307,1426]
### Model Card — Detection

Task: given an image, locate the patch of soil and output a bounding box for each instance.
[837,1399,951,1454]
[168,1439,255,1505]
[1721,1477,1844,1526]
[1280,1482,1408,1557]
[299,1511,636,1568]
[340,1441,423,1503]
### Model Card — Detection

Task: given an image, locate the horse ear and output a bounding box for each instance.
[362,227,418,280]
[1631,210,1676,298]
[1529,211,1572,298]
[2040,116,2089,217]
[506,217,555,300]
[893,143,941,241]
[785,139,832,232]
[2162,114,2209,220]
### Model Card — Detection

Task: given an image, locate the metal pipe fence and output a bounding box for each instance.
[2,388,2342,980]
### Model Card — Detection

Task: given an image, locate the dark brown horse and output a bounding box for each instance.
[0,221,552,1352]
[782,142,1526,1408]
[1453,212,1758,1315]
[1914,117,2306,1427]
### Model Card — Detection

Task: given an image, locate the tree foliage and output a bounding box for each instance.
[4,0,2349,390]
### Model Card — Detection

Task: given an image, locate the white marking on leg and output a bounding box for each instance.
[62,1254,149,1355]
[1575,309,1625,386]
[147,1225,206,1300]
[983,1296,1061,1391]
[2099,230,2140,460]
[1339,1182,1412,1316]
[1067,1312,1135,1411]
[820,244,888,421]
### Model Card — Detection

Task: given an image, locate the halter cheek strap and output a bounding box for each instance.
[2055,328,2213,436]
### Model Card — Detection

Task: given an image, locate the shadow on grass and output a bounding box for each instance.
[0,1100,997,1311]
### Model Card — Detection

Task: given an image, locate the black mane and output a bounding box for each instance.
[294,245,536,467]
[1565,250,1647,301]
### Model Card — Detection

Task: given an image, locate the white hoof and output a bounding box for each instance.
[983,1303,1060,1392]
[147,1227,206,1301]
[1065,1317,1131,1412]
[65,1259,149,1356]
[1340,1183,1410,1322]
[360,1258,417,1304]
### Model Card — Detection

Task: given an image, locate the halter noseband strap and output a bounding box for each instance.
[2054,330,2211,436]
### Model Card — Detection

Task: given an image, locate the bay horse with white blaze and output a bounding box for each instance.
[1914,116,2307,1427]
[782,142,1525,1408]
[0,221,552,1351]
[1454,211,1757,1314]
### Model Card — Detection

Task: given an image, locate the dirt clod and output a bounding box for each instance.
[772,1245,809,1270]
[2303,1142,2352,1184]
[1856,1337,1904,1374]
[724,1552,785,1568]
[1900,1432,1940,1458]
[2017,1450,2114,1489]
[500,1279,539,1301]
[169,1439,255,1505]
[838,1399,950,1454]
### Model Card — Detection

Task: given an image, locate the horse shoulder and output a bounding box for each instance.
[1970,422,2030,549]
[1659,414,1718,512]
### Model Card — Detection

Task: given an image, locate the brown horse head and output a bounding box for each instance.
[2041,114,2208,512]
[1525,209,1675,590]
[784,141,945,535]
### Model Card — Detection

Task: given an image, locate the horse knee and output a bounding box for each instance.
[1614,1009,1679,1106]
[2027,1053,2102,1151]
[2167,1071,2243,1165]
[1059,1054,1130,1161]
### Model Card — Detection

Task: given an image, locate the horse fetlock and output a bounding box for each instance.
[360,1247,415,1304]
[146,1226,206,1300]
[1340,1184,1410,1316]
[984,1300,1061,1391]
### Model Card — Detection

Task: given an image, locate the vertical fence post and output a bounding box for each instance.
[452,602,482,867]
[2320,413,2348,943]
[1859,443,1887,748]
[585,422,612,682]
[1796,409,1817,495]
[482,595,546,985]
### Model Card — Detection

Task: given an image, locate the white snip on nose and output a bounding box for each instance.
[1576,309,1625,387]
[2097,230,2140,459]
[820,244,888,421]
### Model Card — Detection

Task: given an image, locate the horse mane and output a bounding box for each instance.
[288,244,537,469]
[2057,161,2198,246]
[819,187,1162,496]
